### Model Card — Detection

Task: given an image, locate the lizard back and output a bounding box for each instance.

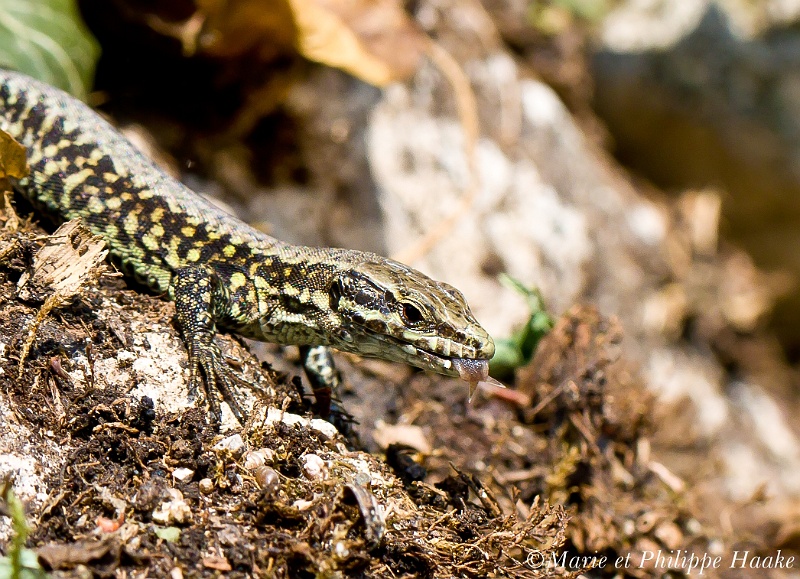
[0,69,283,292]
[0,69,495,388]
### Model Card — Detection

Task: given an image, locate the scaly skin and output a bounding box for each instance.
[0,69,495,421]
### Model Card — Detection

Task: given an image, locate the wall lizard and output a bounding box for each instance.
[0,69,495,423]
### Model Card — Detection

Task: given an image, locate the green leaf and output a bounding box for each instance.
[553,0,609,22]
[488,338,525,379]
[154,526,181,542]
[0,0,99,99]
[0,550,49,579]
[489,275,555,380]
[0,480,48,579]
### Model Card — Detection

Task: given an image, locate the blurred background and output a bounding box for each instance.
[3,0,800,574]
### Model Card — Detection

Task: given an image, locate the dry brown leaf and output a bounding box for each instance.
[17,219,109,300]
[0,128,28,180]
[37,537,116,569]
[202,555,233,571]
[287,0,427,85]
[194,0,297,59]
[142,0,426,86]
[17,219,110,377]
[193,0,426,85]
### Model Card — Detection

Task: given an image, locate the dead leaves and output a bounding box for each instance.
[0,129,26,253]
[144,0,427,87]
[0,129,112,376]
[189,0,298,59]
[287,0,427,86]
[16,219,111,377]
[0,127,28,181]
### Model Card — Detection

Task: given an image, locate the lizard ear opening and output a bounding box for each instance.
[329,280,343,311]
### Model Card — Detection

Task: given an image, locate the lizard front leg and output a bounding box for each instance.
[300,345,357,438]
[172,265,246,423]
[300,345,339,417]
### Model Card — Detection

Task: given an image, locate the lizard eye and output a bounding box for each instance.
[401,303,424,325]
[329,281,342,311]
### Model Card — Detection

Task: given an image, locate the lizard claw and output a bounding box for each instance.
[188,339,247,424]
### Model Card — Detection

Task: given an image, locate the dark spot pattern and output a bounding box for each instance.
[0,69,495,397]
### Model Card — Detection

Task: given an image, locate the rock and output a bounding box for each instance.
[592,0,800,344]
[171,468,195,483]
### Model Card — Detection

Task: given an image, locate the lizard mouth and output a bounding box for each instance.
[406,344,501,400]
[407,344,490,380]
[359,327,491,381]
[355,328,503,399]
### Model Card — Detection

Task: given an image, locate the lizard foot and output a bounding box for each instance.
[187,338,248,424]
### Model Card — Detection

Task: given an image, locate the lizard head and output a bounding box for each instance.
[327,258,495,380]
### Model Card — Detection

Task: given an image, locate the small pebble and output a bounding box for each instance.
[254,466,280,494]
[654,521,683,550]
[152,489,192,524]
[214,434,245,455]
[292,499,314,511]
[334,541,349,558]
[172,468,194,482]
[303,454,327,480]
[198,478,214,494]
[244,448,274,470]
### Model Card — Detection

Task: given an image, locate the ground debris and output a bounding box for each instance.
[0,189,789,577]
[15,219,112,377]
[385,302,750,577]
[517,306,687,569]
[0,210,573,577]
[36,535,121,573]
[17,218,110,301]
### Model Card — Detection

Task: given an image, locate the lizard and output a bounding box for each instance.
[0,69,496,424]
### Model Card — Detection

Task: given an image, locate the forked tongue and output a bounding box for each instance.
[451,359,506,402]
